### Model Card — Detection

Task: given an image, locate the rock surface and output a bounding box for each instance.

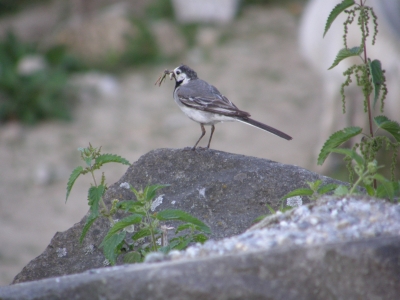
[3,149,400,299]
[12,148,340,284]
[1,234,399,300]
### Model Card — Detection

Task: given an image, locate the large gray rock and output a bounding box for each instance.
[12,148,340,283]
[1,235,399,300]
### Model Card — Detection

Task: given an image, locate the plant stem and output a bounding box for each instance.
[363,56,374,137]
[359,5,374,137]
[90,170,98,186]
[146,211,158,251]
[359,0,377,189]
[349,168,371,194]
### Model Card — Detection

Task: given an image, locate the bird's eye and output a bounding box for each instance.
[176,70,181,75]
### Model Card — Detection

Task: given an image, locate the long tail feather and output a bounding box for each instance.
[236,118,292,140]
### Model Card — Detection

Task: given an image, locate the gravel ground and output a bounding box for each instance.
[0,5,324,285]
[157,196,400,261]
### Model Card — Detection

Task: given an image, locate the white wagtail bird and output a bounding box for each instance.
[156,64,292,150]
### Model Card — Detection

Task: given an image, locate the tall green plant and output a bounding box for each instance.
[279,1,400,207]
[316,0,400,200]
[66,144,211,265]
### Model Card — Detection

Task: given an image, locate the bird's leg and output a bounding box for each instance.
[206,125,215,149]
[192,124,206,150]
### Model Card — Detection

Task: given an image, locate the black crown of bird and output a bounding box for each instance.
[155,65,292,150]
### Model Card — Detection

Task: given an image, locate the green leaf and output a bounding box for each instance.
[280,206,296,213]
[307,180,322,191]
[84,157,92,167]
[318,127,362,165]
[159,239,180,253]
[324,0,355,37]
[143,184,170,202]
[253,214,268,223]
[171,236,192,250]
[156,209,211,234]
[375,183,394,201]
[100,231,126,265]
[317,183,339,195]
[328,46,361,69]
[84,185,105,235]
[193,233,208,244]
[66,166,84,202]
[103,214,143,242]
[329,148,365,166]
[94,154,130,169]
[265,203,276,214]
[175,223,195,233]
[252,212,273,224]
[88,185,106,207]
[374,115,400,142]
[374,115,390,125]
[123,251,143,264]
[364,184,375,196]
[281,188,313,201]
[79,185,106,243]
[368,59,385,107]
[374,174,395,201]
[129,187,141,201]
[79,214,98,244]
[334,185,349,196]
[158,245,171,254]
[132,228,151,241]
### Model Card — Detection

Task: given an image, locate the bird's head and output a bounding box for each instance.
[171,65,198,86]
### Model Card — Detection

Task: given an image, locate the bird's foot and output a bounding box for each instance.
[194,146,209,151]
[181,146,209,152]
[182,147,194,152]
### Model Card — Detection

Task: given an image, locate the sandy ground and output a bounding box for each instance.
[0,5,325,285]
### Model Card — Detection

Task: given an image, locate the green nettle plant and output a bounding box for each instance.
[281,0,400,206]
[282,180,338,203]
[66,144,211,265]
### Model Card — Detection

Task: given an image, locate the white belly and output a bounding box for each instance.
[179,105,235,125]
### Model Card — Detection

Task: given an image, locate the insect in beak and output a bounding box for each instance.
[154,69,174,86]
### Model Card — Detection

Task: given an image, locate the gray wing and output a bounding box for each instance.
[177,79,250,118]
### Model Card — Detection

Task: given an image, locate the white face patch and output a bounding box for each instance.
[174,67,191,85]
